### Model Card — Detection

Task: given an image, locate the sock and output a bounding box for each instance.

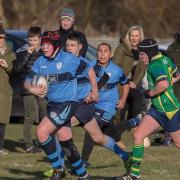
[128,117,141,127]
[40,135,62,169]
[104,136,129,161]
[60,139,88,177]
[131,144,144,177]
[55,138,64,167]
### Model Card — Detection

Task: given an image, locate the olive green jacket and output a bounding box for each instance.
[113,39,146,86]
[0,45,16,124]
[167,42,180,100]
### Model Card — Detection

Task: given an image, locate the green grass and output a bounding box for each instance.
[0,124,180,179]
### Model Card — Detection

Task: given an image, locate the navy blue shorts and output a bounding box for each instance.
[147,106,180,132]
[47,101,78,128]
[74,100,95,126]
[94,109,113,129]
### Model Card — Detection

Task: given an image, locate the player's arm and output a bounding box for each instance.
[148,80,169,97]
[116,72,130,109]
[87,68,98,102]
[144,65,169,98]
[24,60,46,97]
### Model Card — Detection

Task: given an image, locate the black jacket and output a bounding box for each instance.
[58,27,88,57]
[13,48,43,95]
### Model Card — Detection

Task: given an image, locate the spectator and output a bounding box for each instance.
[57,7,88,57]
[0,24,16,155]
[13,26,47,153]
[113,25,147,146]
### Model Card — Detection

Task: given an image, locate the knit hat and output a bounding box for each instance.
[60,8,75,22]
[138,38,159,60]
[41,31,61,50]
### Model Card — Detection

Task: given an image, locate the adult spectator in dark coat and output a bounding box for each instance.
[57,8,88,57]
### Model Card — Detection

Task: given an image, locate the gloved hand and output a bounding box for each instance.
[143,90,151,98]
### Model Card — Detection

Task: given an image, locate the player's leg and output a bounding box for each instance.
[167,110,180,148]
[57,126,90,179]
[123,113,160,180]
[84,118,131,173]
[36,116,65,176]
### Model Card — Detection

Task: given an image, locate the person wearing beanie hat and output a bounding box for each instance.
[56,7,88,57]
[119,38,180,180]
[60,8,75,22]
[24,30,91,179]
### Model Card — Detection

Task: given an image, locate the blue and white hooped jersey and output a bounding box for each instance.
[95,60,128,120]
[25,50,88,102]
[76,57,92,100]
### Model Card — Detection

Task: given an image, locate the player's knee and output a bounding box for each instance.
[133,131,144,144]
[36,126,48,142]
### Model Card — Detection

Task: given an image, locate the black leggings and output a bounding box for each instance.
[120,88,144,121]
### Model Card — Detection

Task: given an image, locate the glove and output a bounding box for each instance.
[143,90,151,99]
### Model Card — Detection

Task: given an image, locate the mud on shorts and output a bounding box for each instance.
[146,106,180,132]
[74,100,95,126]
[47,101,78,128]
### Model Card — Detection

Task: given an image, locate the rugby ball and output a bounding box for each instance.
[32,75,48,98]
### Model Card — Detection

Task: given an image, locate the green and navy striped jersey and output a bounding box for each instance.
[147,53,180,117]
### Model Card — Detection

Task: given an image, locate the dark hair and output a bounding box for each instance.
[65,31,82,44]
[28,26,42,38]
[97,43,111,52]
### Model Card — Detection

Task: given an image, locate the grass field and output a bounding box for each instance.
[0,124,180,180]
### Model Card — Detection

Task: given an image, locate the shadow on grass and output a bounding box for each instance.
[5,167,122,180]
[4,139,25,153]
[3,168,47,179]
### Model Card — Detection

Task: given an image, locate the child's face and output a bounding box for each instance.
[66,39,82,56]
[42,42,54,57]
[28,36,41,50]
[97,45,111,66]
[139,52,149,65]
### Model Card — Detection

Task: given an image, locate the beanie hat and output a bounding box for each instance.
[60,8,75,22]
[41,31,61,50]
[138,38,159,60]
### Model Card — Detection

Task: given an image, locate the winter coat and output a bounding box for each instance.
[57,27,88,57]
[13,46,43,96]
[167,42,180,100]
[0,45,15,124]
[113,38,146,86]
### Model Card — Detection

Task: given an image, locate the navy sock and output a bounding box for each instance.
[40,135,62,169]
[60,139,87,177]
[128,117,141,127]
[104,136,129,161]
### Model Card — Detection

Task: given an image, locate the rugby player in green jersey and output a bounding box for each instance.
[119,38,180,180]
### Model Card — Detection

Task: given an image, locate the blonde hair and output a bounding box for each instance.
[125,25,144,49]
